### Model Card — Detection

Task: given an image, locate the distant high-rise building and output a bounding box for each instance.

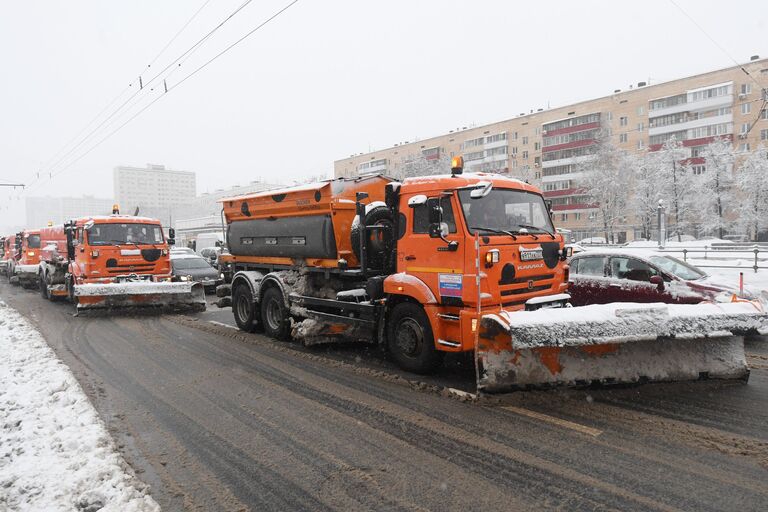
[113,163,196,223]
[25,195,114,228]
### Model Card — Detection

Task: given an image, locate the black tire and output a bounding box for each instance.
[232,284,258,333]
[350,205,393,270]
[260,286,291,341]
[387,302,444,374]
[40,272,50,300]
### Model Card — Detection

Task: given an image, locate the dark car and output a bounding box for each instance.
[568,249,761,306]
[170,253,222,293]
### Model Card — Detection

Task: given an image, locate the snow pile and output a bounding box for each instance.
[484,301,768,349]
[0,300,160,512]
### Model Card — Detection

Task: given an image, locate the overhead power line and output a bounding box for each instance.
[668,0,765,90]
[33,0,300,190]
[31,0,251,193]
[32,0,213,191]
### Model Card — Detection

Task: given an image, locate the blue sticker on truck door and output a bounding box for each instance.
[438,273,463,298]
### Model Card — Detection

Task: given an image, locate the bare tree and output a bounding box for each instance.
[629,151,659,240]
[698,137,735,239]
[394,151,451,180]
[647,136,692,241]
[578,130,631,243]
[734,144,768,241]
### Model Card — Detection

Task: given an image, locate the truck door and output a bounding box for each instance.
[398,193,465,305]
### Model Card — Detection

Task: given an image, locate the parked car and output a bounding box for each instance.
[567,249,763,306]
[170,253,222,293]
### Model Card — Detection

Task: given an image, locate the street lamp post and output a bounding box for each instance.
[657,199,666,249]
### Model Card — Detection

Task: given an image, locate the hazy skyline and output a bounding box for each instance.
[1,0,765,230]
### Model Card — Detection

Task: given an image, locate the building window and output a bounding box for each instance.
[512,131,518,140]
[574,212,582,221]
[692,165,705,175]
[522,136,529,145]
[739,143,750,152]
[637,122,644,132]
[762,109,768,120]
[619,133,628,143]
[522,150,529,159]
[742,103,751,115]
[560,214,568,222]
[741,84,752,95]
[637,106,645,115]
[534,142,541,150]
[511,146,518,155]
[620,116,628,126]
[741,123,750,134]
[606,112,613,121]
[637,140,644,149]
[761,129,768,141]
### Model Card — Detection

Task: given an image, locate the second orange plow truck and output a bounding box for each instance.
[38,210,205,312]
[215,157,768,392]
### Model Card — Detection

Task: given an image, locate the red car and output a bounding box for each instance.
[567,249,761,306]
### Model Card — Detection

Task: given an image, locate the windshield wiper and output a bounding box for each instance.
[514,224,556,240]
[470,226,517,240]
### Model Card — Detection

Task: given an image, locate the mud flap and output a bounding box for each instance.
[74,281,206,312]
[476,302,766,392]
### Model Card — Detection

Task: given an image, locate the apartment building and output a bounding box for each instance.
[334,57,768,241]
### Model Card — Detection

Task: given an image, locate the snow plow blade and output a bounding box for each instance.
[477,301,767,392]
[73,281,206,313]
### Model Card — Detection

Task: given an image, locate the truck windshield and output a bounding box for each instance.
[88,223,164,246]
[458,188,554,235]
[26,234,41,248]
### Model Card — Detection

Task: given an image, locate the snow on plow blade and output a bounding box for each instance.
[73,281,206,312]
[477,301,767,392]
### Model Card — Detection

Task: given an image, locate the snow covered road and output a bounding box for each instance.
[0,300,159,512]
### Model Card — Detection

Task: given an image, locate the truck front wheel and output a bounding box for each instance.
[232,284,258,333]
[40,272,50,300]
[387,302,444,374]
[261,287,291,340]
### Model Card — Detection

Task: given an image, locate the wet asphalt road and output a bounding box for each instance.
[2,281,767,512]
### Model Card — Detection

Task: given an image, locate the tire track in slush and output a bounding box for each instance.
[162,315,768,511]
[157,317,688,512]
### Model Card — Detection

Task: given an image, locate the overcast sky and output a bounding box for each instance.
[0,0,765,228]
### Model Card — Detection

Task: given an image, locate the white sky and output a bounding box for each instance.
[0,0,765,229]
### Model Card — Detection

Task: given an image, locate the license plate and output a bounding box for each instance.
[520,250,543,261]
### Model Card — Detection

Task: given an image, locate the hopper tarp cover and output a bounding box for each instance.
[227,214,338,259]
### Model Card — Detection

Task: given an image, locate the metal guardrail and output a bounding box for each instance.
[576,242,767,273]
[667,246,766,273]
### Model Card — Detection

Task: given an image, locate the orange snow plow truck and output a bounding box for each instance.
[38,212,205,312]
[216,158,767,392]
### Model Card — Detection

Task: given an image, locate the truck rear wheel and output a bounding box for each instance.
[261,286,290,341]
[387,302,444,374]
[232,284,258,333]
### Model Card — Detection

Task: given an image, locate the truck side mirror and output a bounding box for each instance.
[427,198,441,224]
[167,227,175,246]
[545,200,553,216]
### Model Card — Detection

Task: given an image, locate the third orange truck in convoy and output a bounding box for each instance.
[216,157,767,391]
[8,229,42,288]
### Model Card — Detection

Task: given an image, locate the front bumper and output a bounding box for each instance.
[14,264,39,279]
